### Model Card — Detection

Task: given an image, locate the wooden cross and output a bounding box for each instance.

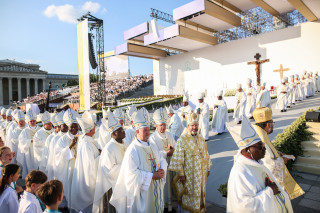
[247,53,270,86]
[273,64,290,81]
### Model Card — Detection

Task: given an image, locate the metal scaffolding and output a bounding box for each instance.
[214,7,308,44]
[78,12,106,103]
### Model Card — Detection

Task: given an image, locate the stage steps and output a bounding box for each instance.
[293,122,320,175]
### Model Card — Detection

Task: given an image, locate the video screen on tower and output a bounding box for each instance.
[104,55,129,80]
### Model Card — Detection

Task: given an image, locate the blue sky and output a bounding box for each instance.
[0,0,189,76]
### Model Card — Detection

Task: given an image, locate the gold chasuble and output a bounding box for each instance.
[253,125,304,199]
[169,131,212,213]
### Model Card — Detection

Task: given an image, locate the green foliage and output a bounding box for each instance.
[218,182,228,197]
[271,95,277,99]
[90,74,98,83]
[272,110,314,170]
[67,80,78,86]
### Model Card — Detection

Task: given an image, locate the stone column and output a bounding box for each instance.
[8,78,12,104]
[34,78,38,94]
[26,78,30,97]
[0,78,3,106]
[17,78,22,101]
[42,79,46,92]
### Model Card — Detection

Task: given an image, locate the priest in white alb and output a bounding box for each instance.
[227,115,293,213]
[177,95,193,128]
[211,90,229,135]
[5,109,18,151]
[169,112,212,213]
[149,107,176,212]
[46,110,67,180]
[256,82,271,108]
[33,111,53,170]
[233,83,247,124]
[196,92,210,141]
[39,113,60,173]
[4,109,14,144]
[55,109,80,209]
[167,105,184,141]
[295,74,305,101]
[276,78,288,112]
[19,108,39,178]
[123,104,137,147]
[8,110,26,164]
[245,78,256,118]
[288,75,297,107]
[71,111,101,213]
[93,111,126,213]
[110,107,167,213]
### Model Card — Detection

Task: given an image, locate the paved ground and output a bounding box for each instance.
[205,92,320,212]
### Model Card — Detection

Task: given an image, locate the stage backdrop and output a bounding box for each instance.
[77,19,91,111]
[104,54,129,80]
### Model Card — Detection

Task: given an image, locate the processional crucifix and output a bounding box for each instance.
[247,53,270,86]
[273,64,290,81]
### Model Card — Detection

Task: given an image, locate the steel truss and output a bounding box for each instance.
[214,7,308,44]
[78,12,106,103]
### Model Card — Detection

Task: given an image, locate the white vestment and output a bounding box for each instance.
[168,114,184,140]
[98,124,111,149]
[39,131,57,173]
[18,191,42,213]
[8,125,25,164]
[295,80,305,100]
[19,126,39,178]
[0,187,19,213]
[245,87,256,118]
[110,138,167,213]
[71,134,100,212]
[302,79,310,97]
[177,105,193,127]
[276,85,288,111]
[316,76,320,92]
[313,76,318,92]
[227,155,293,213]
[46,131,66,180]
[256,89,271,108]
[211,99,229,133]
[33,127,53,170]
[93,138,126,213]
[149,130,176,207]
[5,122,17,150]
[55,132,78,208]
[309,78,315,96]
[196,102,210,140]
[124,125,136,147]
[233,91,247,123]
[286,83,293,107]
[0,120,10,145]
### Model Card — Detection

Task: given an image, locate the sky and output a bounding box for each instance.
[0,0,189,76]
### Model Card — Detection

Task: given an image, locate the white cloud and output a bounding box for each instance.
[82,1,100,13]
[101,8,107,14]
[44,1,103,24]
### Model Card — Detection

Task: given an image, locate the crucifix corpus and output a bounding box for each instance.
[247,53,270,86]
[273,64,290,81]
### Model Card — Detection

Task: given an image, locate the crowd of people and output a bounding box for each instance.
[90,74,153,101]
[0,70,318,213]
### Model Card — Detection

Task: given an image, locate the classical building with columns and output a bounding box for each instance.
[0,59,78,106]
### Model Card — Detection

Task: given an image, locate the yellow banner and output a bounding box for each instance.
[77,19,90,111]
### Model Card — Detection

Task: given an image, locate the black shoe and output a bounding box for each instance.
[293,103,295,105]
[284,109,287,112]
[217,133,222,135]
[287,106,290,108]
[280,110,283,112]
[249,116,254,119]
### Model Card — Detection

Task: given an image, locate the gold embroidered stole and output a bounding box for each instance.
[253,125,305,199]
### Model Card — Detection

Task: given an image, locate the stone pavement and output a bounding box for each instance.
[205,92,320,212]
